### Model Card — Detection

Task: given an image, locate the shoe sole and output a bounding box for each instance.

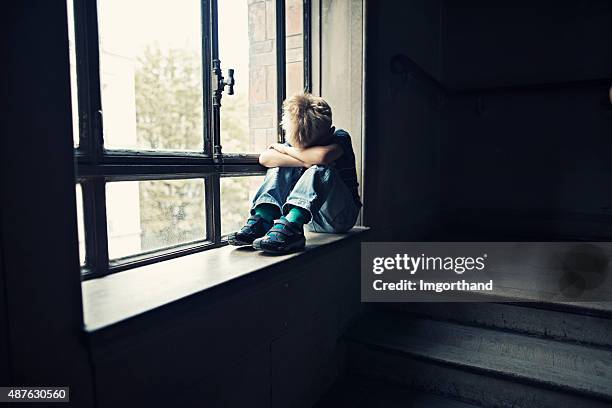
[252,239,305,254]
[227,235,252,246]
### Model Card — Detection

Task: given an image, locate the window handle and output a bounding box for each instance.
[224,69,235,96]
[212,60,235,99]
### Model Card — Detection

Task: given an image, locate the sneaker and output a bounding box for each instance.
[227,215,272,246]
[252,218,306,254]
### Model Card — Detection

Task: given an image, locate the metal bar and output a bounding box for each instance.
[102,240,220,278]
[77,151,262,166]
[303,0,312,93]
[201,0,212,156]
[80,180,97,272]
[204,177,216,242]
[210,174,222,244]
[72,0,104,163]
[308,0,321,96]
[210,0,223,162]
[276,0,287,142]
[76,163,264,179]
[316,0,322,96]
[81,178,110,279]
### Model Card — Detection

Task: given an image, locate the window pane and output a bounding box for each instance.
[218,0,277,153]
[221,176,265,236]
[98,0,203,151]
[106,179,206,259]
[75,184,86,265]
[67,0,79,147]
[285,0,304,97]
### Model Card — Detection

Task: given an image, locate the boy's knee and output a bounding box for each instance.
[267,166,296,177]
[305,164,333,174]
[302,164,336,183]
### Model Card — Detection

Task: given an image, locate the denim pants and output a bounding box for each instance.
[251,165,360,233]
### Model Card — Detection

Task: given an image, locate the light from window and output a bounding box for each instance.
[106,179,206,259]
[67,0,80,147]
[75,184,86,265]
[218,0,278,153]
[97,0,204,151]
[221,175,265,236]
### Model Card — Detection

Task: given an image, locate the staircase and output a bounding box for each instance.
[322,301,612,407]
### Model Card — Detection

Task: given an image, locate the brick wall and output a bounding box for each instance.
[248,0,303,150]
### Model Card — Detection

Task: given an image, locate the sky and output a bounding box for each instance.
[96,0,249,73]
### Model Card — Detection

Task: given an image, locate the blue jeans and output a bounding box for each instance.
[251,165,360,233]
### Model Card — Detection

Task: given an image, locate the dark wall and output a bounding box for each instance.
[440,0,612,90]
[0,241,9,386]
[364,0,443,240]
[1,1,94,405]
[440,84,612,240]
[365,0,612,240]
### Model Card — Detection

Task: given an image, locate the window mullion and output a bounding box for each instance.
[208,175,222,245]
[303,0,312,93]
[201,0,213,157]
[81,178,109,279]
[73,0,104,162]
[276,0,287,143]
[209,0,223,163]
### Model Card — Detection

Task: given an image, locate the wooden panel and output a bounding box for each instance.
[88,232,367,407]
[96,344,270,408]
[271,311,340,408]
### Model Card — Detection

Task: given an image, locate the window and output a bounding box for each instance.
[69,0,311,279]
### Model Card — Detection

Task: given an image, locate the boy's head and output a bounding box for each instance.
[281,93,333,148]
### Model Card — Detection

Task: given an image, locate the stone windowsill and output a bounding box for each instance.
[82,227,369,332]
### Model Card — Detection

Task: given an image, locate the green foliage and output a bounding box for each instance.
[133,44,254,249]
[135,45,203,151]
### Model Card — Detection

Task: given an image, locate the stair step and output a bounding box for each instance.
[345,312,612,406]
[347,340,611,408]
[378,302,612,348]
[315,375,481,408]
[463,287,612,318]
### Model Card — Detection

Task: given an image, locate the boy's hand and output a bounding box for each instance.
[269,143,287,154]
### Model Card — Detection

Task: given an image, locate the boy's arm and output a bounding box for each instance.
[259,148,309,168]
[271,143,343,166]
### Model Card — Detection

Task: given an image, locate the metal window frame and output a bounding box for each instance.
[71,0,311,281]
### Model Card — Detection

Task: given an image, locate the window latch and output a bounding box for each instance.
[225,69,235,95]
[212,60,235,106]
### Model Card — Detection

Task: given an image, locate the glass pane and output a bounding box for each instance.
[67,0,79,147]
[106,179,206,259]
[218,0,277,153]
[221,175,265,236]
[285,0,304,97]
[75,184,86,265]
[98,0,203,151]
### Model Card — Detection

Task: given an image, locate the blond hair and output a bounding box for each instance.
[281,93,332,148]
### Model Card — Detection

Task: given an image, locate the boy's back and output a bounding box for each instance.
[326,129,361,207]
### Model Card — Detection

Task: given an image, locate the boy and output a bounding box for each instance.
[228,93,361,253]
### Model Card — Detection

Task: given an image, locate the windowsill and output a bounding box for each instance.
[82,227,369,332]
